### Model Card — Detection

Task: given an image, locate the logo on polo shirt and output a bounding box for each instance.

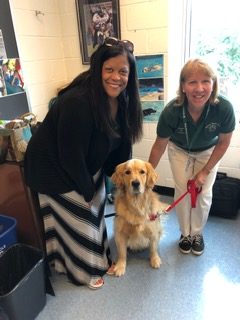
[205,123,219,132]
[176,127,185,134]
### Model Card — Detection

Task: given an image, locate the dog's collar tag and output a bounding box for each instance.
[149,213,159,221]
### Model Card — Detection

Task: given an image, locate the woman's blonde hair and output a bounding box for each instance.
[175,58,219,106]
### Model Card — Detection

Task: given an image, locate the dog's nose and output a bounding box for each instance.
[132,180,140,189]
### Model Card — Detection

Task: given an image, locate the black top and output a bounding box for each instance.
[24,88,131,202]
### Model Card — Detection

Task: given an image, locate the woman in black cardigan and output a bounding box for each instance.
[24,37,143,289]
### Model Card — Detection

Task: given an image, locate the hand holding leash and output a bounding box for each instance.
[161,179,202,214]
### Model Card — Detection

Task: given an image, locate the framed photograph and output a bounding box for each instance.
[136,54,164,79]
[136,54,164,122]
[76,0,120,64]
[139,78,164,101]
[141,101,165,122]
[0,58,25,97]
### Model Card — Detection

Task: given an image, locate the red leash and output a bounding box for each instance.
[163,179,202,214]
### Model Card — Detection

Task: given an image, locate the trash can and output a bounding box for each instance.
[0,243,46,320]
[0,214,17,253]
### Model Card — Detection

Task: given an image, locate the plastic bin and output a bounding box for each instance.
[0,244,46,320]
[0,214,17,253]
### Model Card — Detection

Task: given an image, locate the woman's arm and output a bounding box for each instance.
[195,132,233,186]
[148,136,170,169]
[58,95,95,202]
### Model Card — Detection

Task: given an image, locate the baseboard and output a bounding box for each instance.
[153,185,174,197]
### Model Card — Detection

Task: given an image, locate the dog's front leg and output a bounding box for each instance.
[114,232,128,277]
[149,235,161,269]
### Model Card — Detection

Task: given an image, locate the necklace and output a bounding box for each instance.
[182,103,210,171]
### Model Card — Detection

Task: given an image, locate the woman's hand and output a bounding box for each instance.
[87,200,93,208]
[194,168,210,188]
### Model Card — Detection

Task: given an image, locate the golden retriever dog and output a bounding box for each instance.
[110,159,163,277]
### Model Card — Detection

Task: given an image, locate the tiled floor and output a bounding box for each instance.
[36,196,240,320]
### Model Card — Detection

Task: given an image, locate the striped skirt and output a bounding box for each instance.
[38,173,111,286]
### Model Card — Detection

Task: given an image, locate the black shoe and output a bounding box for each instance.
[192,234,204,255]
[179,235,192,254]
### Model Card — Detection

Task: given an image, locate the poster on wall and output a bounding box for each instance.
[0,58,25,97]
[0,0,29,120]
[136,54,164,122]
[76,0,120,64]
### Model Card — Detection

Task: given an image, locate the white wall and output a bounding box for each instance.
[10,0,86,121]
[119,0,172,185]
[9,0,240,184]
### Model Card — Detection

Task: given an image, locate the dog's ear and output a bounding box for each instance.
[145,162,158,188]
[111,163,125,188]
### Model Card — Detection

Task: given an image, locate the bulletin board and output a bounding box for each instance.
[0,0,29,120]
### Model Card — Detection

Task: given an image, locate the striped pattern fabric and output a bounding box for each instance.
[38,173,111,286]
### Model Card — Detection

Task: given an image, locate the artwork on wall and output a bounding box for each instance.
[76,0,120,64]
[0,0,29,119]
[136,54,164,122]
[0,58,25,97]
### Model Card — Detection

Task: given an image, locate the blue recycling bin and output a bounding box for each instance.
[0,214,17,253]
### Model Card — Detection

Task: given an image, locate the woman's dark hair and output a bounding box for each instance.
[58,43,143,143]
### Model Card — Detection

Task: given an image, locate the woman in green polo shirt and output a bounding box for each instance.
[149,58,235,255]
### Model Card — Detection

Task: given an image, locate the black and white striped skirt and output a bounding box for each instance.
[38,173,111,286]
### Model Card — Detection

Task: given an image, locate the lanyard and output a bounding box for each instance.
[182,103,210,153]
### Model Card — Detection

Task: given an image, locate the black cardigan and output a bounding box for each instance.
[24,88,131,202]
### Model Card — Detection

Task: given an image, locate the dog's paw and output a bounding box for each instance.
[114,261,126,277]
[150,255,162,269]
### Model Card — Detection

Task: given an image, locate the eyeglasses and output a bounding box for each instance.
[104,37,134,53]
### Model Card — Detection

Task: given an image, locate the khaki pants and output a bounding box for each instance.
[168,141,219,237]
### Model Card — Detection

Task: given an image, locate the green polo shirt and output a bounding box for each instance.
[157,95,236,152]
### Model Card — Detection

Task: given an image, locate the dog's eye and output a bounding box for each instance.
[140,170,146,174]
[125,170,131,175]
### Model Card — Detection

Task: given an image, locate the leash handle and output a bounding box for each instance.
[187,179,202,208]
[164,179,202,213]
